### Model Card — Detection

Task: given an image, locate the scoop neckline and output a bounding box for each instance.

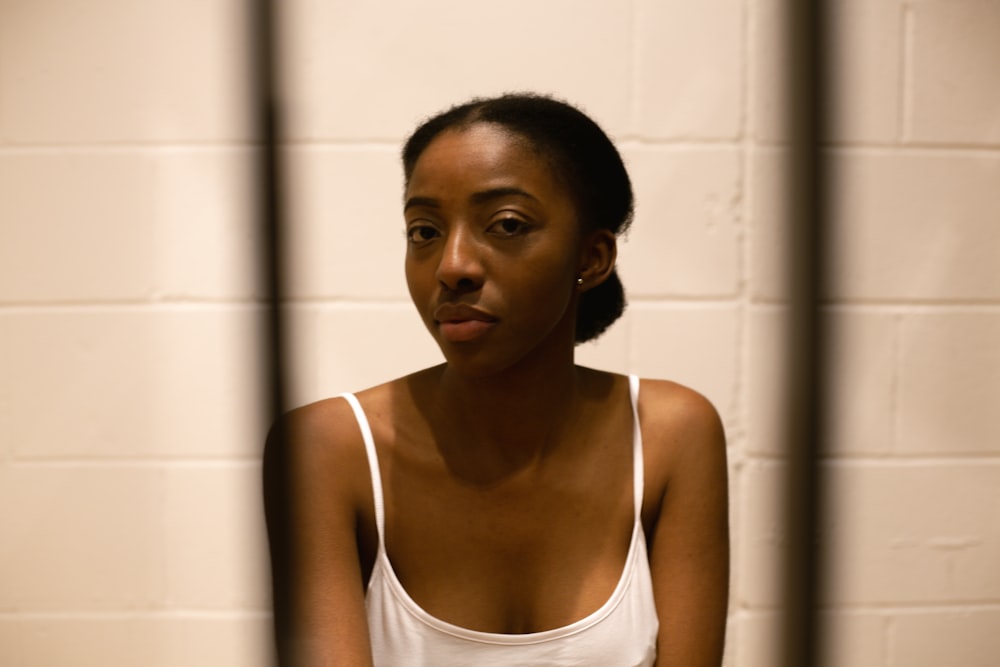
[369,518,645,645]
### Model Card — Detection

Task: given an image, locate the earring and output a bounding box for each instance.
[576,277,584,285]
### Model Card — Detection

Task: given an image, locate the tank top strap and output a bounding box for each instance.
[627,375,644,520]
[339,393,385,548]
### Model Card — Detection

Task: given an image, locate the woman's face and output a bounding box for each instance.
[403,122,586,377]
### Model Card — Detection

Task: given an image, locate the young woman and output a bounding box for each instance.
[264,94,729,666]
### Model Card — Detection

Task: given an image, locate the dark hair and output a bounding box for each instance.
[402,93,633,344]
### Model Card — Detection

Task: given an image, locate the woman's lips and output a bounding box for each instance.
[438,319,496,342]
[433,304,497,343]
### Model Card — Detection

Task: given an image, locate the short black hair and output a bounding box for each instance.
[402,93,633,344]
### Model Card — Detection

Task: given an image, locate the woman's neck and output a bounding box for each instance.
[409,361,599,484]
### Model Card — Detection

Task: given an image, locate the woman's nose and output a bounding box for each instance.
[436,227,485,292]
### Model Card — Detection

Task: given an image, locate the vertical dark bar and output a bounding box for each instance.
[782,0,828,666]
[251,0,285,416]
[249,0,289,664]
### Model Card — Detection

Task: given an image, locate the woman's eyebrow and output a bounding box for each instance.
[469,186,539,205]
[404,187,539,212]
[403,195,439,211]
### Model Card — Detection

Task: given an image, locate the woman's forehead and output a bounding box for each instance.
[406,124,562,193]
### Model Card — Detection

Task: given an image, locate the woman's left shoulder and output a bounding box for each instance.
[635,378,724,439]
[634,377,727,484]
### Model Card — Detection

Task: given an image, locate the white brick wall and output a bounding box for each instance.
[739,1,1000,665]
[2,1,997,665]
[0,1,270,665]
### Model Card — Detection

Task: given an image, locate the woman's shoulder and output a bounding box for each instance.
[270,375,410,453]
[264,377,404,492]
[263,400,366,514]
[633,376,727,491]
[275,366,434,446]
[577,368,724,451]
[635,377,722,432]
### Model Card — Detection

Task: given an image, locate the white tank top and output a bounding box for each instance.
[340,375,658,666]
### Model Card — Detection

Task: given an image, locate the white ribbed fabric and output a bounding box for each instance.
[340,375,658,666]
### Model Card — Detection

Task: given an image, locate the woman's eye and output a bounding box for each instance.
[489,217,530,237]
[406,224,439,243]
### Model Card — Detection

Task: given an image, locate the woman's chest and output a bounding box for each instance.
[378,448,636,633]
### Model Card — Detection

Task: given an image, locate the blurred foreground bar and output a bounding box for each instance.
[249,1,289,665]
[782,0,829,666]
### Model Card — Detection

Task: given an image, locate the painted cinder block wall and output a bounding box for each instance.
[0,2,272,665]
[1,1,997,665]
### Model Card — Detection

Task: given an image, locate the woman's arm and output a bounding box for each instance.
[263,400,376,667]
[642,381,730,667]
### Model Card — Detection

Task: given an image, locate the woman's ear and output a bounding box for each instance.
[576,229,617,291]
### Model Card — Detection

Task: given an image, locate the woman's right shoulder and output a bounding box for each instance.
[267,395,364,464]
[263,385,387,508]
[264,377,411,476]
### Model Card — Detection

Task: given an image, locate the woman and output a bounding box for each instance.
[264,93,729,666]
